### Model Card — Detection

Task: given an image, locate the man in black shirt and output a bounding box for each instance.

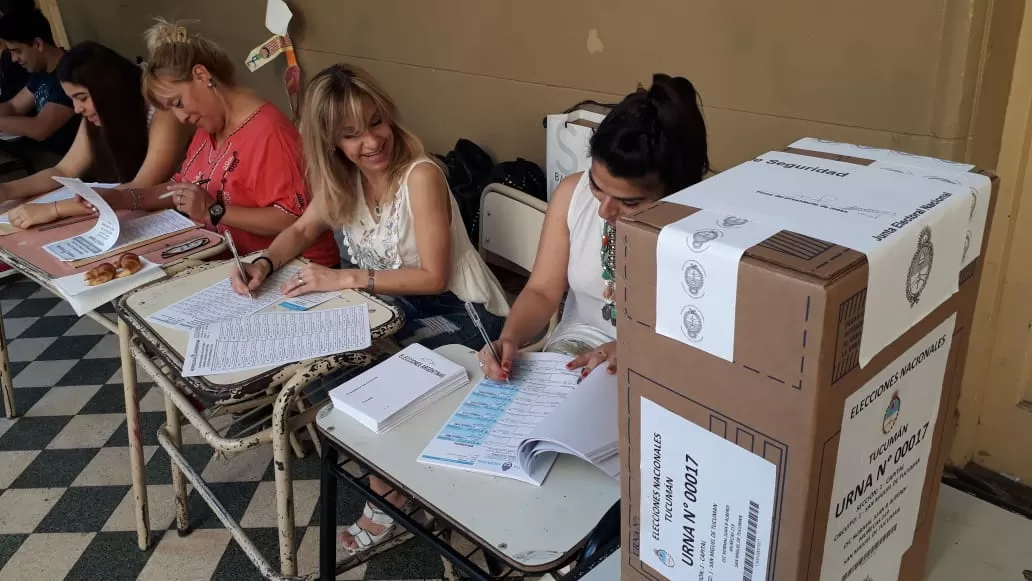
[0,8,76,155]
[0,0,31,102]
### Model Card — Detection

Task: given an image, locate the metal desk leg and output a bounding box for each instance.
[320,444,339,581]
[273,386,299,577]
[164,391,191,535]
[119,317,151,550]
[0,305,15,418]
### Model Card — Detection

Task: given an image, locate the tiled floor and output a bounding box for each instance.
[0,277,451,580]
[0,275,1030,581]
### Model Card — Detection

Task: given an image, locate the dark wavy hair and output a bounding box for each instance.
[589,74,709,194]
[57,41,149,183]
[0,6,53,46]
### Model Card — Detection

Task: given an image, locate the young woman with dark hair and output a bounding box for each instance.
[2,40,190,229]
[479,73,709,381]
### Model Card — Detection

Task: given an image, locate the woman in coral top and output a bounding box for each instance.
[54,19,340,267]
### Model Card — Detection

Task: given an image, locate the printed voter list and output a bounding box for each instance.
[639,397,776,581]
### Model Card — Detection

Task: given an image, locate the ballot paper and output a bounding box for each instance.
[146,265,312,330]
[419,353,619,485]
[115,210,196,247]
[278,291,340,311]
[42,178,121,261]
[182,304,371,377]
[515,365,620,479]
[0,181,118,224]
[329,343,468,433]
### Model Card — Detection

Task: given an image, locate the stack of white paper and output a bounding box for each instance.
[329,344,468,434]
[418,353,619,485]
[516,366,619,479]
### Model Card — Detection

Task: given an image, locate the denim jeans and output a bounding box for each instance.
[389,292,505,351]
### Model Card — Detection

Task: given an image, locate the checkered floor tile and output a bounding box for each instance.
[0,277,452,580]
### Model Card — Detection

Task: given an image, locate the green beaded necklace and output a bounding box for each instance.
[601,220,616,326]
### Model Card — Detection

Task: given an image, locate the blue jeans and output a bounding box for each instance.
[390,292,505,351]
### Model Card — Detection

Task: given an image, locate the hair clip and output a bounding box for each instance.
[162,25,188,44]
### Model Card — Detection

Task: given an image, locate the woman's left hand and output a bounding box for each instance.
[566,340,618,379]
[165,182,210,222]
[281,263,344,298]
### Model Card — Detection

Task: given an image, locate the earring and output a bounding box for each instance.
[207,79,216,88]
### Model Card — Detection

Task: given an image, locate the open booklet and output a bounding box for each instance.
[418,352,618,485]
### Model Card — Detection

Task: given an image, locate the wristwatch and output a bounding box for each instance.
[208,194,226,226]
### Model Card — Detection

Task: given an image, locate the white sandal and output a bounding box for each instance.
[340,502,402,554]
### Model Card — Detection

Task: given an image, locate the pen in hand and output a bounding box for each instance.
[158,178,212,200]
[224,231,254,300]
[465,301,507,382]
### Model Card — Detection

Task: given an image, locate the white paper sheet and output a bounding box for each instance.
[265,0,292,36]
[0,182,119,224]
[517,365,620,478]
[663,150,976,366]
[789,137,975,173]
[418,353,581,485]
[41,178,121,261]
[279,291,340,311]
[655,210,782,361]
[639,397,777,580]
[182,304,371,377]
[51,258,166,316]
[146,265,310,330]
[114,210,196,247]
[790,138,990,268]
[820,315,954,581]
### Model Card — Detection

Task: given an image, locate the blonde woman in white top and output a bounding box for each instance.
[230,63,508,552]
[479,74,710,381]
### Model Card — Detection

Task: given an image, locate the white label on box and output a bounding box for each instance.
[662,150,977,366]
[639,397,776,581]
[655,210,782,361]
[789,138,990,268]
[820,314,955,581]
[788,138,976,173]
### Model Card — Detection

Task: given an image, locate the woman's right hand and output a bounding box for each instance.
[478,338,517,381]
[230,261,269,296]
[8,202,60,229]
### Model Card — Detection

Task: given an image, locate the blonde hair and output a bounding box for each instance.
[141,18,235,108]
[300,63,433,227]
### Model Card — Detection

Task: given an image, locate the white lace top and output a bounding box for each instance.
[339,158,510,317]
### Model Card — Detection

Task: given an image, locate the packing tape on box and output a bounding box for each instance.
[655,139,991,367]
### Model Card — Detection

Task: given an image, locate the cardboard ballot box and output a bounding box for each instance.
[615,139,997,581]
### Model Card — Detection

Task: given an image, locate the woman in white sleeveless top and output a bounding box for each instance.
[479,74,709,381]
[229,64,508,553]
